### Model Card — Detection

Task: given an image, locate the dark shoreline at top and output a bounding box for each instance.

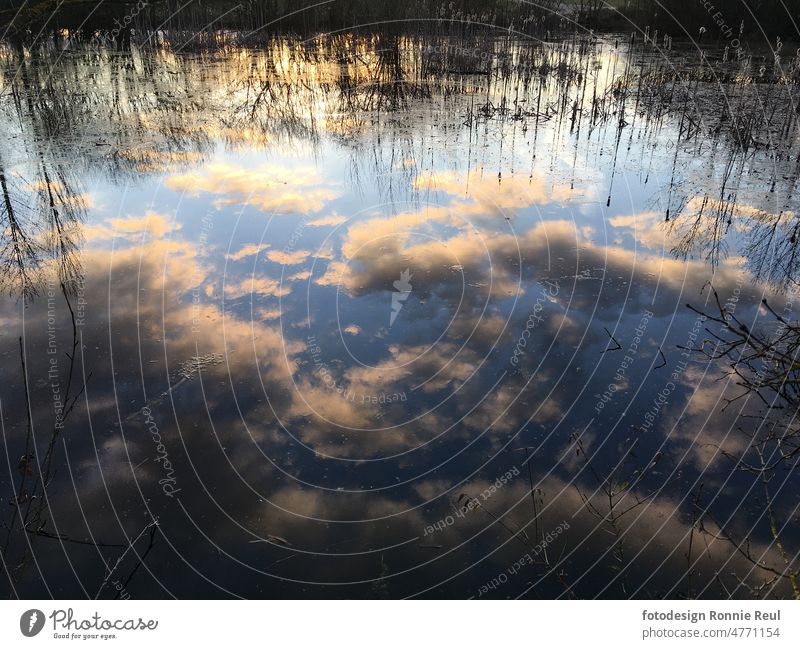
[0,0,796,46]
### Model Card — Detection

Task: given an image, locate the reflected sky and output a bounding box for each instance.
[1,33,799,599]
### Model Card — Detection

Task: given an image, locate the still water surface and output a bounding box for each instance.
[1,34,798,598]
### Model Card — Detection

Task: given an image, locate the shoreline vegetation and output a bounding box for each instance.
[0,0,797,44]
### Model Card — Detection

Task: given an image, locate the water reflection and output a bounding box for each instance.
[1,33,799,599]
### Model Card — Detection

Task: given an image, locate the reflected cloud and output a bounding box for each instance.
[165,162,340,214]
[308,214,348,227]
[224,276,292,299]
[266,249,312,265]
[226,243,270,261]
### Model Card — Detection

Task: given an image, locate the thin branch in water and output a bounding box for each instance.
[601,327,622,354]
[655,347,667,369]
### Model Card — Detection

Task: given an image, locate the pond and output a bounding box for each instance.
[1,31,799,599]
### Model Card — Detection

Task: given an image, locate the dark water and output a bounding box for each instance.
[1,33,799,599]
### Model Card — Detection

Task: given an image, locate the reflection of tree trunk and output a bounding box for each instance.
[0,169,14,221]
[118,22,132,49]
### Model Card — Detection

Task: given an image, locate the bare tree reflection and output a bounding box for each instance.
[685,289,800,598]
[0,162,41,302]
